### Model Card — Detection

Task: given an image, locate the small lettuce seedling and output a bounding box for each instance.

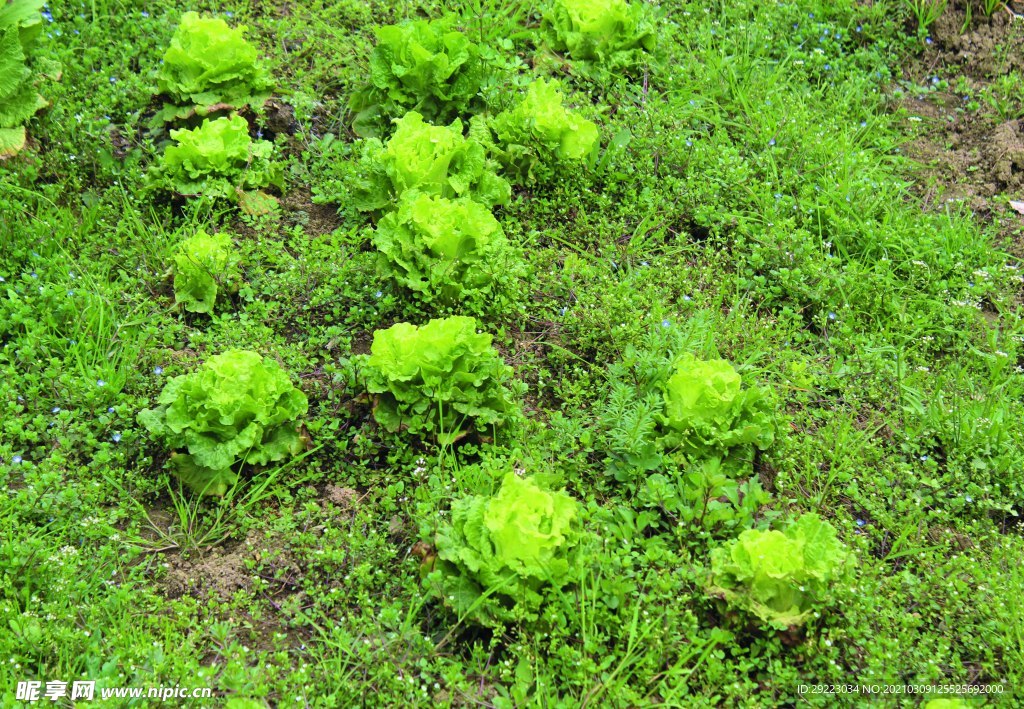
[372,191,522,310]
[425,472,581,625]
[171,230,241,314]
[349,19,487,137]
[358,316,520,445]
[147,115,283,207]
[657,353,775,463]
[340,111,510,214]
[137,350,308,495]
[488,78,600,183]
[541,0,656,69]
[0,0,59,158]
[154,11,273,125]
[709,513,853,629]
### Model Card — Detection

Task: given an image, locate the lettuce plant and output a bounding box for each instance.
[339,111,510,214]
[541,0,656,69]
[425,472,581,624]
[657,353,774,463]
[489,79,599,182]
[0,0,57,158]
[349,19,486,137]
[358,316,519,445]
[137,350,308,495]
[372,191,521,310]
[709,513,853,629]
[171,230,241,314]
[154,11,273,124]
[147,115,283,205]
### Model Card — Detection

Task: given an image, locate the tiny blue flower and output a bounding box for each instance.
[824,64,832,71]
[31,271,37,278]
[774,193,782,200]
[225,11,233,17]
[931,76,940,85]
[856,24,862,32]
[109,77,117,84]
[107,407,115,414]
[965,495,973,503]
[12,455,22,464]
[140,10,149,17]
[374,291,382,298]
[112,433,122,443]
[52,407,60,414]
[682,295,692,302]
[67,290,74,296]
[685,139,692,147]
[560,306,568,316]
[41,8,53,22]
[0,276,5,282]
[855,519,866,527]
[920,455,929,462]
[823,28,830,36]
[641,261,649,267]
[828,312,837,321]
[661,319,671,328]
[97,379,106,387]
[689,100,695,106]
[153,366,163,375]
[860,120,867,127]
[925,36,933,44]
[768,138,776,146]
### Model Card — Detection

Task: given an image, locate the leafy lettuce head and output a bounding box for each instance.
[349,19,486,136]
[171,230,241,314]
[372,192,516,308]
[148,115,282,203]
[361,316,518,445]
[155,11,273,121]
[0,0,57,159]
[709,513,853,629]
[542,0,656,68]
[427,472,581,624]
[349,112,510,213]
[490,79,599,182]
[657,353,774,460]
[137,349,308,495]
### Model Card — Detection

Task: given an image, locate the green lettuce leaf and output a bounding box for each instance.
[343,111,510,214]
[489,78,599,183]
[541,0,656,69]
[656,353,775,461]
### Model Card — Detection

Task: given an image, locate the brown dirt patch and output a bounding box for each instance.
[159,531,264,601]
[899,1,1024,253]
[280,187,344,237]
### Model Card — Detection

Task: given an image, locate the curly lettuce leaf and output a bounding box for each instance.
[656,353,774,461]
[0,1,55,158]
[489,78,599,183]
[542,0,656,69]
[373,191,520,308]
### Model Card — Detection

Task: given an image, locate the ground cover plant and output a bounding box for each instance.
[3,0,1024,706]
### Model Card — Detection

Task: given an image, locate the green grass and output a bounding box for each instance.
[1,0,1022,706]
